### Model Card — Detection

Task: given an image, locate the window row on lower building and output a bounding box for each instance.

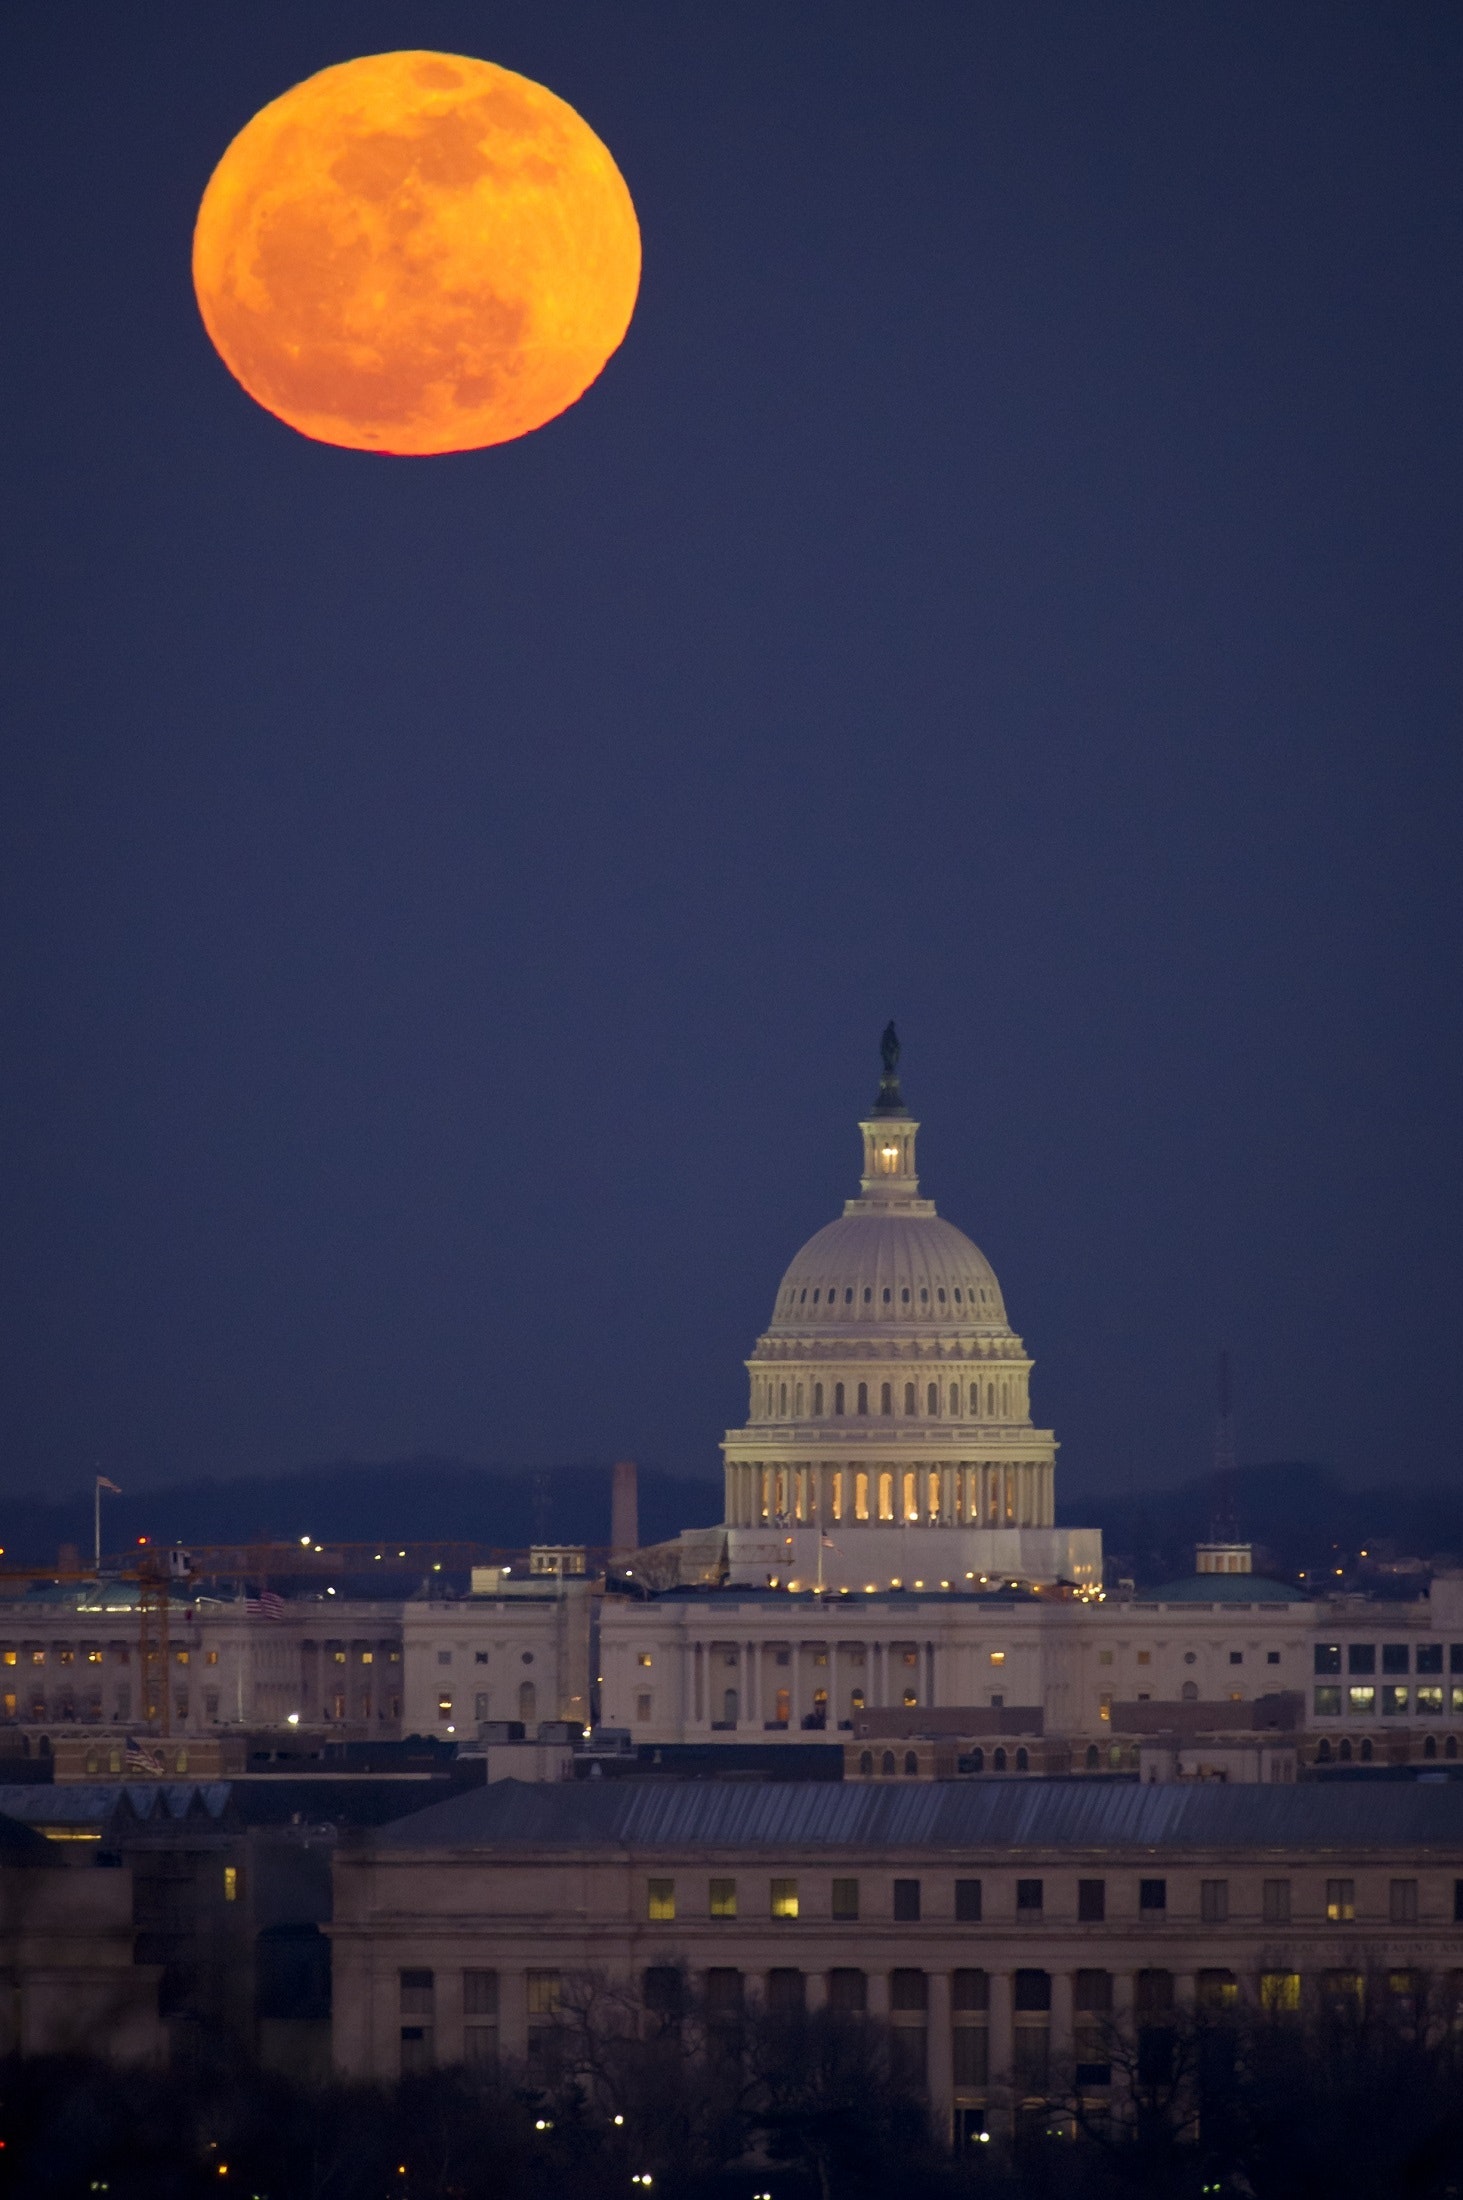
[639,1871,1458,1926]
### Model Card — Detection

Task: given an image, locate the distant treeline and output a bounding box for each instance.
[1,1455,1459,1588]
[0,1459,722,1568]
[1082,1460,1463,1591]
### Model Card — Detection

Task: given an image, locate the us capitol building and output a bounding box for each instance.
[717,1030,1099,1597]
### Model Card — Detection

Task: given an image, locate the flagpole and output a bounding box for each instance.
[94,1474,102,1575]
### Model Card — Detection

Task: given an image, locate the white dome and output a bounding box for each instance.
[769,1211,1009,1335]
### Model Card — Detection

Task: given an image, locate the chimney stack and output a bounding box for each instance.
[610,1459,639,1558]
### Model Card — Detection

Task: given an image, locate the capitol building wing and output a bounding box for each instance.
[719,1044,1100,1593]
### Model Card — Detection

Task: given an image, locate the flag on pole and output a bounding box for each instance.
[245,1590,287,1619]
[97,1476,122,1494]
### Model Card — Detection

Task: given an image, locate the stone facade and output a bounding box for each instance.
[329,1782,1463,2140]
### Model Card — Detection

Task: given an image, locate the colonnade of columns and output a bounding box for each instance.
[722,1460,1055,1530]
[681,1636,936,1731]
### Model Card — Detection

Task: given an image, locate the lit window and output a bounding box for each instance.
[1348,1686,1375,1715]
[1326,1878,1355,1922]
[989,1651,1005,1666]
[1417,1686,1443,1714]
[647,1878,675,1921]
[709,1878,737,1920]
[637,1653,653,1668]
[1259,1971,1300,2014]
[223,1866,239,1902]
[437,1695,453,1717]
[771,1878,799,1920]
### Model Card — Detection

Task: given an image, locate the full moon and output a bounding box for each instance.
[192,51,641,455]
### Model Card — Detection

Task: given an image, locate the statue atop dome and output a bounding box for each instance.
[873,1020,906,1116]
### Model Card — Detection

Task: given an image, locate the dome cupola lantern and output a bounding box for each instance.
[857,1022,926,1207]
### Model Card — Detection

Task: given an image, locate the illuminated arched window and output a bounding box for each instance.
[903,1470,917,1522]
[878,1472,894,1522]
[855,1472,869,1521]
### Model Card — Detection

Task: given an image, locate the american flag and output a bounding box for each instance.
[123,1736,165,1774]
[245,1589,287,1619]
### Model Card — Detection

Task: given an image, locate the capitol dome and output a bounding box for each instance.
[712,1028,1106,1596]
[769,1212,1009,1337]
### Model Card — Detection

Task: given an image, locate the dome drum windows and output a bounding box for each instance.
[813,1383,824,1416]
[834,1382,846,1416]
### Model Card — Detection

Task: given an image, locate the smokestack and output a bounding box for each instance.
[610,1459,639,1558]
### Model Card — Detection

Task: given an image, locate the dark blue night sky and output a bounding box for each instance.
[1,4,1459,1502]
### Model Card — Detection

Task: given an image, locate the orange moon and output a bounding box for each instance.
[192,51,641,455]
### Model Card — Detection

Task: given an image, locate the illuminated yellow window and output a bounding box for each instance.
[59,1648,74,1666]
[1259,1971,1301,2014]
[360,1651,373,1665]
[647,1878,675,1921]
[205,1650,219,1666]
[175,1649,190,1665]
[637,1653,653,1668]
[855,1473,869,1522]
[771,1878,799,1920]
[1326,1879,1355,1922]
[223,1866,239,1902]
[334,1651,347,1665]
[30,1650,44,1666]
[990,1651,1006,1667]
[709,1877,737,1920]
[86,1648,102,1665]
[438,1695,453,1716]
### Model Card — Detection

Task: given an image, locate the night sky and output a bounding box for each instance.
[1,4,1459,1505]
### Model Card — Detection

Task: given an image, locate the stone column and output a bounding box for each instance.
[500,1966,528,2061]
[927,1968,954,2145]
[988,1970,1014,2107]
[1049,1968,1075,2071]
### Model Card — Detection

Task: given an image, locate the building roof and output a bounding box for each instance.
[371,1776,1463,1856]
[1141,1575,1308,1604]
[0,1782,232,1829]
